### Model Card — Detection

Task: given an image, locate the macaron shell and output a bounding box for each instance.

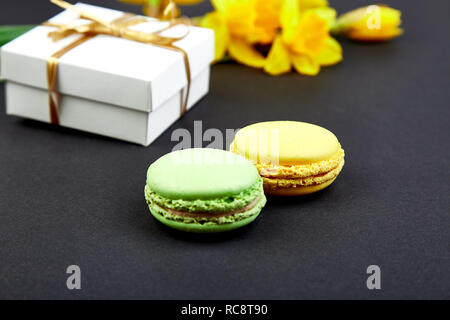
[232,121,341,165]
[147,148,260,200]
[264,177,337,196]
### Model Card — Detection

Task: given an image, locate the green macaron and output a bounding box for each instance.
[144,148,267,233]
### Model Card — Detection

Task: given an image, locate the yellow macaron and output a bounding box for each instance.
[230,121,345,196]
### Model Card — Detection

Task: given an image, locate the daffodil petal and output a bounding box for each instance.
[309,7,337,28]
[201,12,228,61]
[289,10,329,57]
[281,0,300,44]
[211,0,228,13]
[264,35,291,75]
[291,54,320,76]
[228,38,266,68]
[316,37,342,66]
[354,5,402,30]
[299,0,329,11]
[349,27,403,42]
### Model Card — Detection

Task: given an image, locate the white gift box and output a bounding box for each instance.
[0,3,214,145]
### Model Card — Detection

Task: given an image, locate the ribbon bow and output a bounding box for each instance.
[44,0,191,124]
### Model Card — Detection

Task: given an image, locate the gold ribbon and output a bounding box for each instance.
[44,0,191,125]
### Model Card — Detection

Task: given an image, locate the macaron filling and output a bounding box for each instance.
[150,197,261,218]
[256,149,345,179]
[145,178,266,225]
[146,192,266,225]
[153,195,261,218]
[145,179,264,213]
[262,157,345,189]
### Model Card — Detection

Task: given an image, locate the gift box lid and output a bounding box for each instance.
[0,3,214,112]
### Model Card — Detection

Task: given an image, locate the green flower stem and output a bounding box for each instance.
[148,0,161,5]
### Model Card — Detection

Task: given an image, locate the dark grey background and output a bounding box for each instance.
[0,0,449,299]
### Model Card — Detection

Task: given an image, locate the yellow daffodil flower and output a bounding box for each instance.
[120,0,401,76]
[332,5,403,42]
[201,0,282,65]
[264,0,342,76]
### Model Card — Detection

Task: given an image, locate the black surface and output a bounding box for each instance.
[0,0,449,299]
